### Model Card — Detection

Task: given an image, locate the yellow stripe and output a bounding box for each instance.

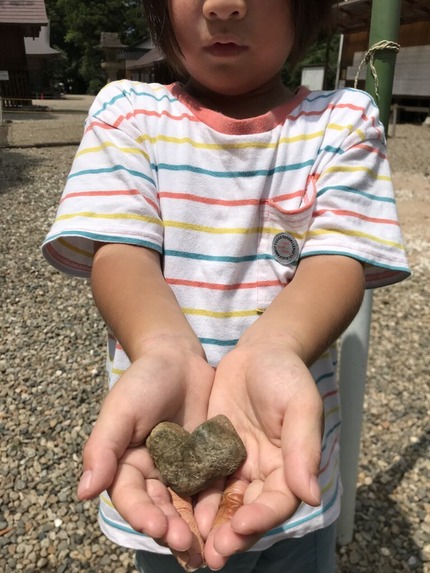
[111,368,125,376]
[183,308,259,319]
[327,123,365,141]
[100,493,115,508]
[325,405,341,419]
[321,165,391,181]
[76,141,150,161]
[58,237,93,259]
[136,131,326,150]
[307,227,405,250]
[321,461,339,495]
[163,220,304,238]
[55,211,163,227]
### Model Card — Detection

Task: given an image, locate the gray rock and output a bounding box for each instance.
[146,415,247,497]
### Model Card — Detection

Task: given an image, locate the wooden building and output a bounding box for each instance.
[0,0,48,107]
[335,0,430,121]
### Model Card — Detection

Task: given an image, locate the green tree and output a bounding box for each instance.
[45,0,147,94]
[284,34,341,91]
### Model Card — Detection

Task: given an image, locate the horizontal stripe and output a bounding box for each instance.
[159,188,306,207]
[301,250,410,276]
[136,131,326,149]
[307,227,405,250]
[45,231,162,254]
[68,165,155,186]
[58,237,93,260]
[313,208,400,226]
[153,159,315,178]
[163,220,303,238]
[76,141,150,162]
[44,243,91,275]
[183,307,260,319]
[55,211,162,227]
[321,165,391,181]
[165,249,273,263]
[166,278,283,290]
[317,184,395,203]
[93,85,178,118]
[199,337,238,347]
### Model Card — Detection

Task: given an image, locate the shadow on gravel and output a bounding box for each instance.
[351,428,429,571]
[0,148,43,194]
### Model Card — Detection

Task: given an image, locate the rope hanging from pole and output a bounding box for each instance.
[354,40,400,101]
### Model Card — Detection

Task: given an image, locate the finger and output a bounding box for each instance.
[212,478,246,529]
[281,391,323,507]
[108,451,171,540]
[193,478,224,539]
[77,407,135,499]
[169,489,206,572]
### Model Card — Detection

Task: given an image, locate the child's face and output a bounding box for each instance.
[169,0,294,97]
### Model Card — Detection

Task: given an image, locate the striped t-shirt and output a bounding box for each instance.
[42,80,410,552]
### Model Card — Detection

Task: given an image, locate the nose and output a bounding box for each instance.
[203,0,247,20]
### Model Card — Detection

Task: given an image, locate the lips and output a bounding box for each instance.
[205,42,247,57]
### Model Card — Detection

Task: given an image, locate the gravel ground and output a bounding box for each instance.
[1,111,429,573]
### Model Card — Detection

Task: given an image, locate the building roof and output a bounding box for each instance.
[335,0,430,34]
[25,23,59,56]
[127,47,165,70]
[0,0,48,26]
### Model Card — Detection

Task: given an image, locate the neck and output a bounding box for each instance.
[183,74,294,119]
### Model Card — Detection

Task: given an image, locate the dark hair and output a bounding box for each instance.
[144,1,336,75]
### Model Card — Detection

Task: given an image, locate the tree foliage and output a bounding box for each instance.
[45,0,147,94]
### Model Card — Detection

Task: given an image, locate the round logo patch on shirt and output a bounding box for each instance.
[272,232,300,266]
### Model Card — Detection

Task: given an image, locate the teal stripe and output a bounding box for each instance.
[68,165,155,186]
[200,337,238,347]
[321,421,341,454]
[317,184,396,203]
[316,371,335,386]
[99,507,146,537]
[152,160,314,179]
[301,251,410,276]
[305,90,337,103]
[319,145,344,155]
[44,232,162,254]
[93,86,178,117]
[165,249,273,263]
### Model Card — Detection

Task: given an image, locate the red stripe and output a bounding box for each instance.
[166,278,284,290]
[313,208,399,226]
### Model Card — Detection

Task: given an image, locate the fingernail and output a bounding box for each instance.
[310,476,321,505]
[78,470,92,497]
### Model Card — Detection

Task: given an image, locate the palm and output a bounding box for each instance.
[79,348,215,550]
[201,344,323,565]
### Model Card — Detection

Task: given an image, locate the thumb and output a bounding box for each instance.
[281,392,323,507]
[77,396,137,500]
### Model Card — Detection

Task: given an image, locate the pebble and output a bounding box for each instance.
[1,122,429,573]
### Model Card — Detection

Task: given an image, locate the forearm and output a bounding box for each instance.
[238,255,365,365]
[91,243,203,361]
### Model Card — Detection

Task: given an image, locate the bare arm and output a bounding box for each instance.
[91,243,204,360]
[238,254,365,362]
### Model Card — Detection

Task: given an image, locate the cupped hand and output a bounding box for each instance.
[196,342,323,569]
[77,342,215,560]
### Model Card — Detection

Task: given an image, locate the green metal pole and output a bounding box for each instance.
[365,0,402,130]
[337,0,402,546]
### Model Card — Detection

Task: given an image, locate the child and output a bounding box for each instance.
[42,0,410,571]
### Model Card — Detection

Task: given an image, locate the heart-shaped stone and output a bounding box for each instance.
[146,415,247,497]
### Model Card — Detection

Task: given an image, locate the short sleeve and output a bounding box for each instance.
[301,90,410,288]
[42,81,163,278]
